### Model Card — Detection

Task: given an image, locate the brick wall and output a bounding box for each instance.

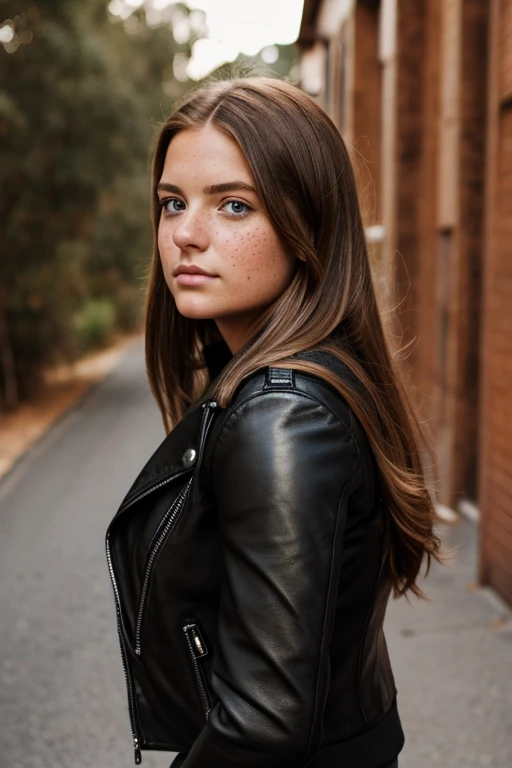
[479,0,512,603]
[453,0,488,501]
[352,2,381,225]
[393,0,427,374]
[390,0,488,508]
[299,0,512,605]
[392,0,442,455]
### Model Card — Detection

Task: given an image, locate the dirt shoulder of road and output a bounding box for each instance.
[0,335,139,482]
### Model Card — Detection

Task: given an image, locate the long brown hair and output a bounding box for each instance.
[145,76,441,598]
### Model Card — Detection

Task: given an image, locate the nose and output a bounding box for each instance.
[172,207,209,252]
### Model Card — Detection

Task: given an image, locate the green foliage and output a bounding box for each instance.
[0,0,192,403]
[73,298,117,351]
[114,284,146,333]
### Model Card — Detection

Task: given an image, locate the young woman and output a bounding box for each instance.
[106,77,441,768]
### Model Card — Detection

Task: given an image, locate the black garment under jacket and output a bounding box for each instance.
[106,346,404,768]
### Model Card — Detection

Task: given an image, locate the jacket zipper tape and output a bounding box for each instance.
[106,400,218,765]
[134,477,193,656]
[183,623,212,720]
[105,535,143,764]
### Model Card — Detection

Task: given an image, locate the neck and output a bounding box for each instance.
[215,314,261,355]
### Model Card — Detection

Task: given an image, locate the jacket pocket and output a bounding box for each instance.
[183,622,213,720]
[134,477,193,656]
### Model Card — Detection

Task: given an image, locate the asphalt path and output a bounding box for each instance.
[0,339,510,768]
[0,341,172,768]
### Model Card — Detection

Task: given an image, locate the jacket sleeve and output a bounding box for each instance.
[182,390,362,768]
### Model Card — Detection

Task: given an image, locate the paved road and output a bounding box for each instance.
[0,340,510,768]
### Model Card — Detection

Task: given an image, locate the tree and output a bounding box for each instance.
[0,0,192,406]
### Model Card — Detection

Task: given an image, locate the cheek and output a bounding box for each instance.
[233,227,293,287]
[158,221,176,257]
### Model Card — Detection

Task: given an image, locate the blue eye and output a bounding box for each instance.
[223,200,250,216]
[161,198,186,214]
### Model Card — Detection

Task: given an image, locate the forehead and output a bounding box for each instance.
[160,125,254,183]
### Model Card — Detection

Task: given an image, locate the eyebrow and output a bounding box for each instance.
[157,181,257,196]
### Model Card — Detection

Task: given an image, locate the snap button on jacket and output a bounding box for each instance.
[181,448,197,468]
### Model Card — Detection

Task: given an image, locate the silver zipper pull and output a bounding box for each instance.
[134,737,142,764]
[192,627,204,656]
[185,623,208,657]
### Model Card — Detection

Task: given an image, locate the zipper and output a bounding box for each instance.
[119,469,190,516]
[106,532,143,764]
[183,623,212,720]
[134,477,193,656]
[134,400,218,656]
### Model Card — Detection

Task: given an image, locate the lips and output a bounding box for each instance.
[173,265,216,277]
[173,264,218,286]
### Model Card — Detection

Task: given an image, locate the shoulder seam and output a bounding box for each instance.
[234,370,358,444]
[212,388,363,478]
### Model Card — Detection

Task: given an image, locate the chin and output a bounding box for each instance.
[173,296,217,321]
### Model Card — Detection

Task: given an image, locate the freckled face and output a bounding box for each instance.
[157,125,296,353]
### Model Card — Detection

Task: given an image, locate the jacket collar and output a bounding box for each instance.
[203,339,233,381]
[111,340,231,521]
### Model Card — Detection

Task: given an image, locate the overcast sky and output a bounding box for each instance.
[114,0,304,79]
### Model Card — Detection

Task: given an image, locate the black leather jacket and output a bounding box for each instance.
[106,348,404,768]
